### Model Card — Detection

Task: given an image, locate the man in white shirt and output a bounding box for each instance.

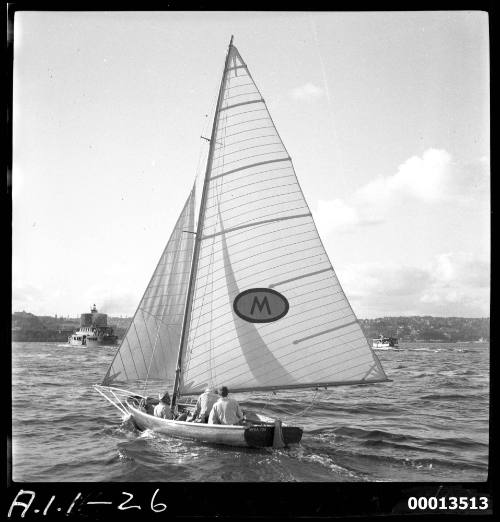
[208,386,244,425]
[190,387,219,423]
[154,392,174,420]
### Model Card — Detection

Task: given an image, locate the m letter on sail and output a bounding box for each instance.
[233,288,289,323]
[250,296,271,316]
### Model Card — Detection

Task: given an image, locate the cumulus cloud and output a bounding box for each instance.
[339,252,490,317]
[290,82,324,101]
[314,150,489,232]
[315,198,383,237]
[356,148,452,203]
[356,149,489,206]
[420,253,490,307]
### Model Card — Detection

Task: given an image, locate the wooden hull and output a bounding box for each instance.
[127,404,303,448]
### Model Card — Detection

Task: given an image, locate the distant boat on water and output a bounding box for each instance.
[372,335,399,350]
[68,305,118,346]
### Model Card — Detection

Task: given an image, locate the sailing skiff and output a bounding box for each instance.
[95,387,303,447]
[95,36,389,448]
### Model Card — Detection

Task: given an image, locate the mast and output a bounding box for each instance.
[170,36,234,410]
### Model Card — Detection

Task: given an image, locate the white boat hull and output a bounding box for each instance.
[68,336,117,347]
[129,404,247,446]
[372,338,399,349]
[126,403,303,448]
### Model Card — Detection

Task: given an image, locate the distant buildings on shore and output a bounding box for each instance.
[11,311,489,343]
[11,311,129,342]
[359,316,489,343]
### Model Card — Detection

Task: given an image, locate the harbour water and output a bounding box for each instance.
[11,341,489,482]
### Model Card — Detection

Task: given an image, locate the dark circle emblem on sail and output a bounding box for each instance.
[233,288,289,323]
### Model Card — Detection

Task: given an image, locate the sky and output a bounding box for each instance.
[12,11,490,318]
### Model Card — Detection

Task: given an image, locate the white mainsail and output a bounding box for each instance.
[177,44,387,395]
[101,40,388,400]
[103,187,195,387]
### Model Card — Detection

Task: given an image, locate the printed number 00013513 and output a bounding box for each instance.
[407,497,489,511]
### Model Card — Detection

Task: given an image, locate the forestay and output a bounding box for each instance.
[103,187,196,388]
[178,45,388,395]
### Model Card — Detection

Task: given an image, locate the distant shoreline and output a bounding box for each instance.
[12,311,489,344]
[11,339,489,345]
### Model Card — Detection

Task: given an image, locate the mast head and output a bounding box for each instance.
[229,35,234,48]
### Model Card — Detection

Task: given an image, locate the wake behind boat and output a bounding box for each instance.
[95,37,389,448]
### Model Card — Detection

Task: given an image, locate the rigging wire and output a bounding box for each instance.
[193,74,221,187]
[259,389,321,420]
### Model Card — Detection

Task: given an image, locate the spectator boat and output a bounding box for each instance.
[372,335,399,350]
[68,305,118,346]
[94,37,389,448]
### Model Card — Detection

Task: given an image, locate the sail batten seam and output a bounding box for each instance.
[293,321,359,345]
[201,213,312,240]
[227,64,248,72]
[210,157,290,181]
[269,268,333,288]
[220,99,264,112]
[213,149,287,168]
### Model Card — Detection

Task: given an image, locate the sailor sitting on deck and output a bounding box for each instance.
[208,386,244,425]
[189,387,219,423]
[154,392,174,420]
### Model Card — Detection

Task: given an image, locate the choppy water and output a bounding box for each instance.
[11,342,489,482]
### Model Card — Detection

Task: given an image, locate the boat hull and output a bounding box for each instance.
[372,344,400,350]
[68,336,118,347]
[372,338,399,349]
[127,404,302,448]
